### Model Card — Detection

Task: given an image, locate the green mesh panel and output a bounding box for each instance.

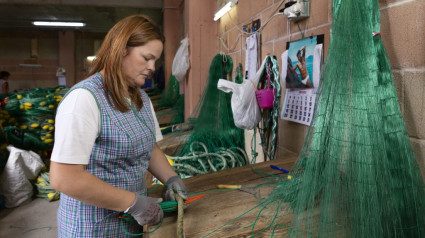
[269,1,425,237]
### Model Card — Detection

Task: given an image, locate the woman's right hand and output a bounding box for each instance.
[126,194,164,226]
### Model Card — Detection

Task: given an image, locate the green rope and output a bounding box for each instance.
[268,56,281,160]
[256,56,281,161]
[168,142,248,178]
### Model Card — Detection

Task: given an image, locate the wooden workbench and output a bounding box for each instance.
[146,152,298,238]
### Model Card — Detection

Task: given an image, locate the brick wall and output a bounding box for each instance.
[0,31,105,91]
[216,0,425,171]
[0,32,59,91]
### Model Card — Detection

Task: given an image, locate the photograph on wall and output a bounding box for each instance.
[280,35,324,126]
[283,35,324,89]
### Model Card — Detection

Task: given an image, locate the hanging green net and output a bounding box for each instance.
[155,75,181,110]
[168,54,247,178]
[153,74,185,130]
[266,0,425,237]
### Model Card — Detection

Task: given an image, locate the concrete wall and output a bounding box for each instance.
[216,0,425,170]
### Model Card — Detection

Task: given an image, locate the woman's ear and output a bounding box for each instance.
[123,48,129,57]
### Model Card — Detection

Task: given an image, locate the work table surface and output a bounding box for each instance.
[146,152,298,238]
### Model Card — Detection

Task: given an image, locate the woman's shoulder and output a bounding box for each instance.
[73,73,103,89]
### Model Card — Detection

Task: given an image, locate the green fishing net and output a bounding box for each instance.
[267,0,425,237]
[1,86,69,152]
[155,75,181,110]
[168,54,247,178]
[153,75,185,131]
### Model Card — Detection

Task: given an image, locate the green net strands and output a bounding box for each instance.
[170,54,247,178]
[256,56,281,162]
[268,0,425,237]
[155,94,185,130]
[156,95,185,131]
[154,75,184,131]
[154,75,181,110]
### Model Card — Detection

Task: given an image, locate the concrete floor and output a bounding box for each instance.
[0,198,58,238]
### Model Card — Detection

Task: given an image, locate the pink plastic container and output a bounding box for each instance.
[255,71,276,109]
[256,88,276,108]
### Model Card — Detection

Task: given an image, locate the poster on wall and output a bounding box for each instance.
[280,35,324,126]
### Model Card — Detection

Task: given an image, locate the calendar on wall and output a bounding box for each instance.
[281,89,316,126]
[280,35,324,126]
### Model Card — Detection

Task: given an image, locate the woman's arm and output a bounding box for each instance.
[147,144,178,183]
[50,162,135,212]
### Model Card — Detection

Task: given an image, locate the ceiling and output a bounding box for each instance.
[0,0,164,33]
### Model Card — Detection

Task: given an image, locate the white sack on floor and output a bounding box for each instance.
[0,145,45,208]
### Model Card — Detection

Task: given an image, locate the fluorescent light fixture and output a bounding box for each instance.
[214,0,238,21]
[86,56,96,61]
[32,21,86,27]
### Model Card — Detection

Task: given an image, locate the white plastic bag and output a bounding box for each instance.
[172,36,190,83]
[0,146,45,208]
[217,58,267,130]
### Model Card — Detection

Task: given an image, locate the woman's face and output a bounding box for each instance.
[122,39,163,87]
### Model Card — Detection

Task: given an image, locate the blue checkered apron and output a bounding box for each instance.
[57,73,156,237]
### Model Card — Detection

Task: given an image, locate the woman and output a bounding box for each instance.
[50,15,186,237]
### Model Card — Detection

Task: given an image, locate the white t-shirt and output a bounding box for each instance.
[50,88,163,165]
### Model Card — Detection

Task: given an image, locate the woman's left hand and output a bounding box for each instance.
[163,176,187,201]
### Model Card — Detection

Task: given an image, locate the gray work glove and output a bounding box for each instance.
[126,194,163,226]
[163,176,188,201]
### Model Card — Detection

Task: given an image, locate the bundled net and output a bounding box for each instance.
[35,171,60,201]
[168,54,247,178]
[1,86,69,153]
[266,0,425,237]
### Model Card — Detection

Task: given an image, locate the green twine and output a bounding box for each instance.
[121,165,288,236]
[168,142,248,178]
[244,199,281,237]
[202,199,272,238]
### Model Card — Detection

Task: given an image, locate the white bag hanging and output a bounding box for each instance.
[172,36,190,83]
[217,58,267,130]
